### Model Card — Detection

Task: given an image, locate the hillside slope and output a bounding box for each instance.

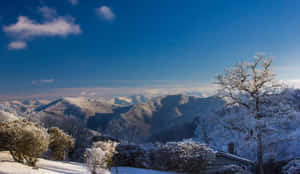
[33,95,223,143]
[3,99,50,114]
[36,97,130,127]
[105,95,223,142]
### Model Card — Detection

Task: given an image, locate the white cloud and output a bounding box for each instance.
[68,0,78,6]
[3,16,81,39]
[8,41,27,50]
[96,6,115,22]
[3,7,81,50]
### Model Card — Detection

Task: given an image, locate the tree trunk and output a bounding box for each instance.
[257,130,264,174]
[256,97,264,174]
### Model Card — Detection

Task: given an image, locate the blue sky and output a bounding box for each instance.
[1,0,300,97]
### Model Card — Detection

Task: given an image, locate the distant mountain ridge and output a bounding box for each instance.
[2,99,50,114]
[36,97,128,122]
[26,94,222,143]
[1,94,223,143]
[105,94,224,142]
[97,95,150,105]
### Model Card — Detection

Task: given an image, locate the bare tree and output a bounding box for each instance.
[216,54,281,174]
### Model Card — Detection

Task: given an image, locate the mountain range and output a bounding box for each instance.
[1,94,222,143]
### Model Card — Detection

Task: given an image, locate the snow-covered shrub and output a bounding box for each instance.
[92,141,119,168]
[85,140,118,174]
[281,160,300,174]
[48,127,74,161]
[113,143,149,168]
[39,113,96,162]
[85,147,111,174]
[151,140,215,174]
[114,141,215,174]
[0,119,49,167]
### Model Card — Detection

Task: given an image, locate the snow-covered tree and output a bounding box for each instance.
[216,54,281,174]
[85,147,111,174]
[48,127,74,161]
[0,119,49,167]
[194,88,300,165]
[85,141,118,174]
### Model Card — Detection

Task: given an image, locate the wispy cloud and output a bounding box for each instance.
[8,41,27,50]
[40,79,55,83]
[32,79,55,85]
[96,6,115,22]
[2,79,300,101]
[38,6,57,20]
[3,6,81,50]
[68,0,78,6]
[25,81,217,100]
[80,91,97,97]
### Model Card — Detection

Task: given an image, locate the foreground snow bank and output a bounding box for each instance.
[111,167,182,174]
[0,151,89,174]
[0,152,181,174]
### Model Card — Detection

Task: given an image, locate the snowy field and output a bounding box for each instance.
[0,152,182,174]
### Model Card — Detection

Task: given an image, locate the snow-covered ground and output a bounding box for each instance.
[110,167,182,174]
[0,152,181,174]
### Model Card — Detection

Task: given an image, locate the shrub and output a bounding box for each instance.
[113,140,216,174]
[85,147,110,174]
[152,141,215,174]
[0,119,49,167]
[85,140,118,174]
[48,127,74,161]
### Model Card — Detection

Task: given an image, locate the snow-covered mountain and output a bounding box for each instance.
[30,95,222,143]
[104,94,223,142]
[97,95,150,105]
[34,97,131,132]
[2,99,50,114]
